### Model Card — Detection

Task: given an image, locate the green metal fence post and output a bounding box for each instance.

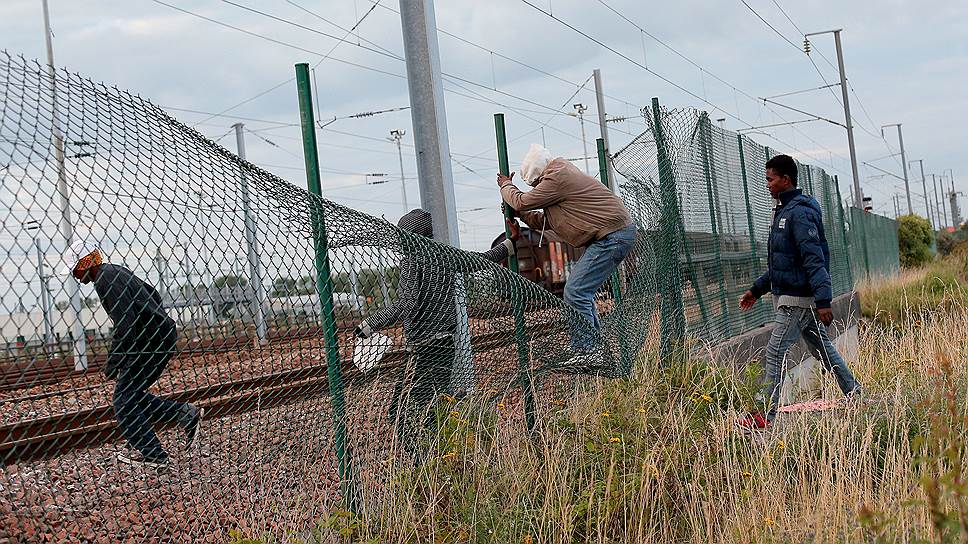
[676,192,711,334]
[596,138,624,305]
[698,114,730,338]
[737,135,761,329]
[596,137,631,374]
[494,113,536,434]
[834,175,855,288]
[295,62,355,510]
[650,97,685,360]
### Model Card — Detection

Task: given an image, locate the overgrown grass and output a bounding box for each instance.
[233,280,968,543]
[858,250,968,328]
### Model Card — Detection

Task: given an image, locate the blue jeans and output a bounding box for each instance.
[564,224,636,351]
[761,305,861,421]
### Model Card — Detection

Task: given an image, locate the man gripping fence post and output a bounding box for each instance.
[497,144,635,368]
[63,241,203,467]
[735,155,862,432]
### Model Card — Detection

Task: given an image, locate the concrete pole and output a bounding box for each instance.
[933,174,946,229]
[912,159,934,231]
[574,104,590,175]
[233,123,268,344]
[399,0,472,393]
[809,30,862,208]
[34,237,54,350]
[398,0,459,245]
[883,124,912,214]
[389,130,410,211]
[593,69,617,191]
[43,0,87,370]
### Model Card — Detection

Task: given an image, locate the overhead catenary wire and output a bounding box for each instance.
[521,0,853,178]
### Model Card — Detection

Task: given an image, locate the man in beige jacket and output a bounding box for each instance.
[498,144,635,353]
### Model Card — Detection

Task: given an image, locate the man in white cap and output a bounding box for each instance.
[64,241,202,467]
[497,144,636,357]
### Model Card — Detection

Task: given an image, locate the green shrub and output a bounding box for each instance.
[897,214,934,268]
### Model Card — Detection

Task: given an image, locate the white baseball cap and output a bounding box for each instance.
[60,240,101,275]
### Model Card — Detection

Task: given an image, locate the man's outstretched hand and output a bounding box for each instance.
[739,290,757,311]
[817,308,834,326]
[506,219,521,242]
[497,172,515,187]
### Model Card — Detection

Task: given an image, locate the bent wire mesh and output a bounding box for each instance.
[0,52,899,541]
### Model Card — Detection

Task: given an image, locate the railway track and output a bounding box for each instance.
[0,321,562,464]
[0,323,354,392]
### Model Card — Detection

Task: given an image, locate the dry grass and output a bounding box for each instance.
[235,274,968,544]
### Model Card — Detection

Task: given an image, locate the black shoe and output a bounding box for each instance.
[183,405,204,450]
[117,451,169,468]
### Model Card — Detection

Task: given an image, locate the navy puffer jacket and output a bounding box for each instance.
[750,189,833,309]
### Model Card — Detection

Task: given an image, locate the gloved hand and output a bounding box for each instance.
[354,321,373,339]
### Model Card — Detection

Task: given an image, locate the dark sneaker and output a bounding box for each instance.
[183,405,204,450]
[735,412,771,433]
[117,451,169,468]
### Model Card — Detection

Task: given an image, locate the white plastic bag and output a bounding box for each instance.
[520,143,554,186]
[353,332,393,373]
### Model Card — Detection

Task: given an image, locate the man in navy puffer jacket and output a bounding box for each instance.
[736,154,861,431]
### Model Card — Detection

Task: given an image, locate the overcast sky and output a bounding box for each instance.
[3,0,967,253]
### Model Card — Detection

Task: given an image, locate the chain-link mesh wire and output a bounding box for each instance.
[0,53,670,540]
[848,206,901,279]
[613,105,897,344]
[1,55,901,540]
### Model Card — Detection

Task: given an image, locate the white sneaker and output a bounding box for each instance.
[117,451,169,468]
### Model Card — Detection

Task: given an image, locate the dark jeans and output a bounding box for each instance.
[388,335,455,455]
[113,325,190,461]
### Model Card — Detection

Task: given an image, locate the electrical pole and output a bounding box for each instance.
[940,172,951,228]
[593,69,616,190]
[399,0,472,394]
[910,159,934,231]
[893,194,899,219]
[398,0,459,246]
[25,221,54,353]
[233,122,268,344]
[43,0,87,370]
[388,129,410,210]
[933,174,946,229]
[573,104,590,175]
[882,123,912,214]
[805,29,861,208]
[948,169,962,228]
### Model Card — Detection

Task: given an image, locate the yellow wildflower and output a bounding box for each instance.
[764,517,775,527]
[441,451,457,460]
[442,394,456,403]
[601,411,610,418]
[638,408,646,413]
[776,440,786,450]
[497,403,506,410]
[701,394,712,402]
[449,411,461,418]
[608,437,622,444]
[742,470,752,478]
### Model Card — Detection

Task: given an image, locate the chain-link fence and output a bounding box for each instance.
[848,206,901,279]
[612,104,895,344]
[1,54,899,541]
